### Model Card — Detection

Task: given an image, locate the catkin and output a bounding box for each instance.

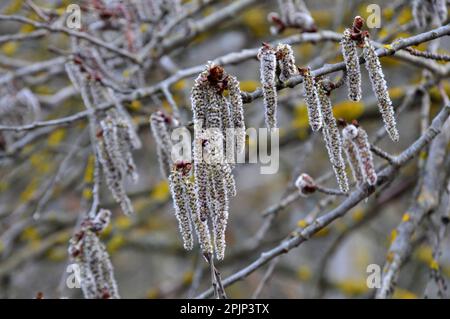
[316,79,349,192]
[363,37,399,142]
[340,29,362,102]
[301,67,322,131]
[342,124,377,186]
[186,63,244,259]
[210,168,229,260]
[150,111,175,178]
[276,43,298,82]
[97,124,134,216]
[343,137,364,186]
[168,164,194,250]
[227,75,246,154]
[68,212,120,299]
[258,44,278,129]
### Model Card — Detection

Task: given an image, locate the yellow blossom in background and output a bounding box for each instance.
[107,234,126,253]
[150,180,170,201]
[129,100,142,112]
[83,155,95,183]
[335,279,369,296]
[1,42,18,56]
[415,244,434,265]
[239,80,259,92]
[47,129,66,147]
[332,100,364,122]
[115,215,132,230]
[297,265,312,281]
[393,288,417,299]
[241,7,268,37]
[3,0,22,14]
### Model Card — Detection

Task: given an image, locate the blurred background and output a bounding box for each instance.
[0,0,449,298]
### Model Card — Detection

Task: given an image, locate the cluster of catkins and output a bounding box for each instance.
[412,0,448,30]
[268,0,316,34]
[340,16,399,142]
[258,43,300,129]
[65,60,140,215]
[165,63,245,260]
[342,123,377,186]
[68,209,120,299]
[295,121,377,195]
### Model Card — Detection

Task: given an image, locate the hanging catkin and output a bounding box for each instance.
[316,78,349,192]
[258,43,278,129]
[340,28,362,102]
[363,36,399,142]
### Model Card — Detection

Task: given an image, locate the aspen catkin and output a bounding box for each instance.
[363,36,399,142]
[276,43,298,82]
[340,28,362,102]
[258,44,278,129]
[316,78,349,192]
[300,67,322,132]
[342,124,377,186]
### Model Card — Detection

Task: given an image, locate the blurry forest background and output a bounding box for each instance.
[0,0,449,298]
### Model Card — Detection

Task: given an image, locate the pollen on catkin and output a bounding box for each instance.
[316,78,349,193]
[342,124,377,186]
[363,36,399,142]
[258,44,278,129]
[68,213,119,299]
[340,29,362,102]
[300,67,322,131]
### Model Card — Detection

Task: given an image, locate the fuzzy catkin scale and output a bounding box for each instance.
[302,68,322,131]
[363,37,399,142]
[341,29,362,102]
[343,125,377,186]
[316,79,349,192]
[258,45,278,129]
